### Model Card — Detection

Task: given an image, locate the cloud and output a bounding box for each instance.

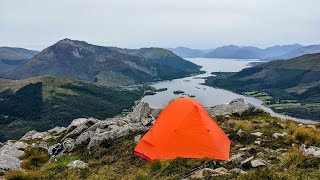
[0,0,319,50]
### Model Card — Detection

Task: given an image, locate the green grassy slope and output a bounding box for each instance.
[0,76,144,141]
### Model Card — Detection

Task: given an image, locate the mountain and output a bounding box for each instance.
[4,39,201,86]
[0,76,144,141]
[204,45,263,59]
[204,44,303,59]
[0,47,39,74]
[205,53,320,120]
[267,45,320,60]
[167,47,208,58]
[262,44,303,58]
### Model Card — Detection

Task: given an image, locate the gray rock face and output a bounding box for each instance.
[31,141,48,150]
[48,126,67,135]
[67,118,98,132]
[62,138,75,153]
[20,130,38,140]
[0,142,28,171]
[207,98,265,117]
[130,101,152,123]
[67,160,87,168]
[75,131,94,146]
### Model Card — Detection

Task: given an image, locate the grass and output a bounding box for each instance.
[2,114,320,179]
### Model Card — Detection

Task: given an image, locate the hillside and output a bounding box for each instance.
[0,76,144,141]
[167,47,208,58]
[0,47,39,74]
[267,45,320,60]
[1,100,319,179]
[205,53,320,120]
[204,44,302,59]
[3,39,201,86]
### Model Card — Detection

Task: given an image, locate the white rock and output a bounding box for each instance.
[251,132,263,137]
[67,160,87,168]
[134,135,142,143]
[306,125,316,129]
[299,144,320,157]
[255,141,261,145]
[273,132,288,139]
[251,159,267,168]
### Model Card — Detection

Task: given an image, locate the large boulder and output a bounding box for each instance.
[0,142,28,171]
[207,98,265,117]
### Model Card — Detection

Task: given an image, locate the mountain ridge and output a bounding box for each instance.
[3,39,201,86]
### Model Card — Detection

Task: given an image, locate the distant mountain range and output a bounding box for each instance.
[169,44,320,60]
[0,47,39,74]
[1,39,201,86]
[205,53,320,120]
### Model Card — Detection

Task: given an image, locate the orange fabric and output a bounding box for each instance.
[134,97,231,161]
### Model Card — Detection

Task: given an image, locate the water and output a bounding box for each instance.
[141,58,318,124]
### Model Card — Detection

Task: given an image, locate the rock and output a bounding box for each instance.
[67,160,87,168]
[190,169,204,179]
[202,168,217,176]
[241,156,254,167]
[272,132,287,139]
[150,108,162,118]
[48,143,64,158]
[63,124,89,140]
[75,131,94,146]
[20,130,38,140]
[224,114,231,118]
[230,168,247,174]
[279,123,287,129]
[251,132,263,137]
[251,159,267,168]
[67,118,98,132]
[207,98,265,117]
[239,147,251,151]
[306,125,316,129]
[275,148,287,152]
[62,138,75,153]
[190,167,229,178]
[299,144,320,157]
[255,141,261,145]
[298,124,304,127]
[130,101,152,123]
[0,142,28,171]
[31,141,48,150]
[212,167,229,175]
[227,153,243,164]
[134,135,142,143]
[236,129,244,136]
[48,126,67,135]
[31,132,49,140]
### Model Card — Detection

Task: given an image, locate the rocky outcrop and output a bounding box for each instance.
[206,98,265,117]
[0,142,28,171]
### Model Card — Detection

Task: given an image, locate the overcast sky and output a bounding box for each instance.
[1,0,320,50]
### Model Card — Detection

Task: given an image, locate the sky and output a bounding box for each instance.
[1,0,320,50]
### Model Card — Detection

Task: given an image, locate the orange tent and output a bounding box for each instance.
[134,97,231,161]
